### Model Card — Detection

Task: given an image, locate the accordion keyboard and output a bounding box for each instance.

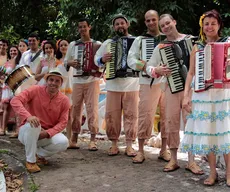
[160,45,184,93]
[106,41,116,80]
[141,38,155,62]
[195,50,205,92]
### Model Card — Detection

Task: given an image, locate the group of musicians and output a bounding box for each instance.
[1,8,230,187]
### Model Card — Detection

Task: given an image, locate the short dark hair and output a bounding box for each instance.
[0,39,9,46]
[78,18,90,26]
[28,33,40,40]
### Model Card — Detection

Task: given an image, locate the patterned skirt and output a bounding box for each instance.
[181,88,230,155]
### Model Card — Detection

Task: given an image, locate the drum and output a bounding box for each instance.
[5,65,37,95]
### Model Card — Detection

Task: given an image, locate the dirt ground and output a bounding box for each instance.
[0,134,230,192]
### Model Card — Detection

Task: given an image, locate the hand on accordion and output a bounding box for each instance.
[182,96,192,113]
[67,59,81,69]
[155,65,171,77]
[102,53,112,64]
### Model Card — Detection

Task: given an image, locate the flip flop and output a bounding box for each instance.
[108,147,119,156]
[158,150,171,162]
[88,141,98,151]
[67,141,80,149]
[185,162,204,175]
[125,147,137,157]
[132,152,145,164]
[163,161,180,172]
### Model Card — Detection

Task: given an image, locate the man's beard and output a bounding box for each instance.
[115,28,126,37]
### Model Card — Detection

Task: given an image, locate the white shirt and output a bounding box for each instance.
[94,38,139,92]
[19,49,42,74]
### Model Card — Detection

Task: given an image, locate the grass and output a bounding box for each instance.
[28,181,40,192]
[0,149,9,154]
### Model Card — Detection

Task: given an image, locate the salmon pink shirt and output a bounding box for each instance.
[10,85,70,137]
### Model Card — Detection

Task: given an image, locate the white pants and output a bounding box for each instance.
[18,123,69,163]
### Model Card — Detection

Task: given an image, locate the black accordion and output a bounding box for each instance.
[159,37,197,94]
[106,36,138,80]
[141,35,166,77]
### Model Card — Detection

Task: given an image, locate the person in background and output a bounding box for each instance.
[0,46,19,135]
[35,40,58,85]
[19,33,42,74]
[18,39,28,54]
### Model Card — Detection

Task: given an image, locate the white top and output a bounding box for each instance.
[19,49,43,74]
[146,35,189,84]
[94,38,139,92]
[145,45,165,84]
[64,40,101,84]
[127,36,163,85]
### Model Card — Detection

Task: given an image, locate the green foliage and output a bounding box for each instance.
[0,25,20,45]
[0,0,229,41]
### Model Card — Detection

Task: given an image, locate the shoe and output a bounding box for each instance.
[26,162,41,173]
[163,161,180,172]
[88,141,98,151]
[108,146,119,156]
[67,141,80,149]
[203,173,218,186]
[158,150,171,162]
[36,155,49,165]
[185,162,204,175]
[132,152,145,164]
[124,147,137,157]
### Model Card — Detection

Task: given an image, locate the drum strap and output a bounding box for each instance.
[31,49,42,62]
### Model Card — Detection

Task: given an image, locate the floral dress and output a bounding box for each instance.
[181,37,230,155]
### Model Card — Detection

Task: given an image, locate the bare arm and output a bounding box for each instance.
[35,61,45,81]
[182,45,197,112]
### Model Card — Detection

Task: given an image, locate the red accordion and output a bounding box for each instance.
[73,41,102,77]
[194,42,230,92]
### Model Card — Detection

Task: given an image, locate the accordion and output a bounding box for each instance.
[141,36,166,77]
[105,36,138,80]
[73,41,101,77]
[159,38,196,94]
[194,42,230,92]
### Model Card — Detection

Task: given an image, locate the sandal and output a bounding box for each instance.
[88,141,98,151]
[67,141,80,149]
[125,147,137,157]
[108,146,119,156]
[204,173,218,186]
[158,150,171,162]
[163,161,180,172]
[185,162,204,175]
[132,152,145,164]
